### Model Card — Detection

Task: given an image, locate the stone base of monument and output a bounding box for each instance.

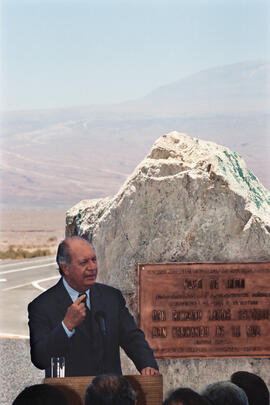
[120,351,270,397]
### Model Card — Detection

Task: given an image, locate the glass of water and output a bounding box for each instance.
[51,357,65,378]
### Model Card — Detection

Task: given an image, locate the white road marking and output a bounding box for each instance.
[0,257,54,269]
[2,275,60,292]
[0,279,7,282]
[0,262,56,275]
[0,333,29,339]
[32,276,60,291]
[3,281,36,291]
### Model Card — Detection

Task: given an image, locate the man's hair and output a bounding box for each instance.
[163,387,211,405]
[12,384,68,405]
[199,381,248,405]
[56,236,94,275]
[56,238,72,275]
[231,371,270,405]
[84,374,136,405]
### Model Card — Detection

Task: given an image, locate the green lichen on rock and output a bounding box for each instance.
[220,149,270,211]
[223,150,246,185]
[247,169,258,182]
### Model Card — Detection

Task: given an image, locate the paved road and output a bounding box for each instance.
[0,256,60,337]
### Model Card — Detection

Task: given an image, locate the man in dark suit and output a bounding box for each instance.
[28,236,159,377]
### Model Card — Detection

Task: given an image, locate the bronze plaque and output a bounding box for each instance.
[138,261,270,359]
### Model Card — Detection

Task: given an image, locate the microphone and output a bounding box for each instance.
[95,311,107,337]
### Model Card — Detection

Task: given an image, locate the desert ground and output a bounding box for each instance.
[0,209,67,258]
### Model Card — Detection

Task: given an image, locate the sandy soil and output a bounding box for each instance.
[0,209,67,254]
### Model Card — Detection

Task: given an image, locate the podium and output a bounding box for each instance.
[44,375,163,405]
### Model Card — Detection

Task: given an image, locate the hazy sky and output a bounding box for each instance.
[1,0,270,111]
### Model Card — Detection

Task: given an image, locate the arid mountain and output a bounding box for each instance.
[1,60,269,209]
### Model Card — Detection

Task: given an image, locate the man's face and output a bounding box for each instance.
[62,239,98,292]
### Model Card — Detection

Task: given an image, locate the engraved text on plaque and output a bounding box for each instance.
[138,262,270,359]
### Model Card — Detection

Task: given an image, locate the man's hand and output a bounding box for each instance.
[63,294,87,331]
[141,367,160,375]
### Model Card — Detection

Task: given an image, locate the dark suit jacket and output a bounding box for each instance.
[28,279,158,377]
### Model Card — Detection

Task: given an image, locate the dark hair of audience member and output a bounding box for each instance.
[231,371,270,405]
[199,381,249,405]
[12,384,68,405]
[163,387,211,405]
[84,374,136,405]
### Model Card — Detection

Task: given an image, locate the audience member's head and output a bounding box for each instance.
[199,381,248,405]
[12,383,68,405]
[84,374,136,405]
[163,387,211,405]
[231,371,270,405]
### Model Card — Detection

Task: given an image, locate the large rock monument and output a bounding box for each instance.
[66,132,270,394]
